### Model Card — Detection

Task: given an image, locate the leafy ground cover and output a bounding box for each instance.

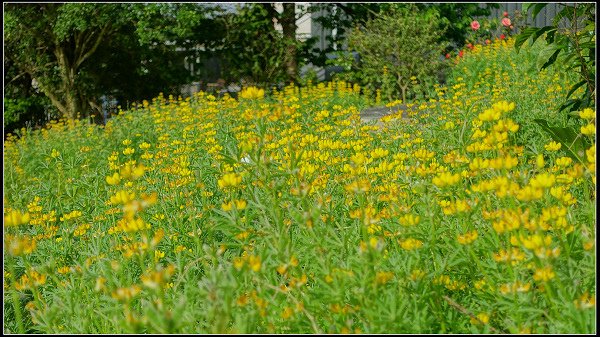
[3,38,596,334]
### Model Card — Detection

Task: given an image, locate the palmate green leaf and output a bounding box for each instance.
[528,3,548,20]
[536,44,562,70]
[533,119,588,162]
[514,27,537,53]
[565,80,588,100]
[514,26,556,53]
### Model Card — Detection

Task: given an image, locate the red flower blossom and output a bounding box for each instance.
[503,11,509,17]
[467,43,473,50]
[502,18,511,27]
[485,39,491,45]
[445,53,451,59]
[471,21,480,31]
[458,50,464,58]
[500,34,506,40]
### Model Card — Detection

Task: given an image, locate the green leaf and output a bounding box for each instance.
[533,119,587,163]
[532,26,556,44]
[536,45,561,70]
[565,80,588,100]
[514,27,537,52]
[529,3,548,20]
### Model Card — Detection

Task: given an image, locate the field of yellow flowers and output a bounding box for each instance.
[3,38,596,334]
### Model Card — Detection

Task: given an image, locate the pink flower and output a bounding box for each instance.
[485,39,491,45]
[471,20,480,31]
[500,34,506,40]
[503,11,509,17]
[502,18,511,27]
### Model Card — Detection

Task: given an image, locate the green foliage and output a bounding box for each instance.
[417,3,500,51]
[309,3,499,61]
[218,4,289,86]
[347,5,448,103]
[4,3,136,120]
[464,9,527,46]
[533,119,590,163]
[514,3,595,114]
[3,59,57,135]
[3,3,216,129]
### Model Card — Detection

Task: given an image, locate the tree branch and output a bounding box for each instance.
[75,23,111,69]
[35,79,67,115]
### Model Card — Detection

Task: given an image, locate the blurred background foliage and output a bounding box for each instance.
[4,3,594,136]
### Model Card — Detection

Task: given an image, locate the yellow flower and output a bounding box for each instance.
[499,281,531,295]
[555,156,573,167]
[544,141,562,151]
[457,230,478,245]
[235,199,247,210]
[154,250,165,262]
[533,265,555,282]
[5,234,37,256]
[470,312,490,325]
[375,271,394,285]
[432,171,461,188]
[233,257,244,270]
[222,199,247,211]
[94,277,107,292]
[239,86,265,100]
[478,108,501,121]
[117,216,150,233]
[141,265,175,290]
[120,164,145,180]
[398,213,420,226]
[574,292,596,309]
[579,108,595,120]
[536,154,545,169]
[399,238,423,250]
[221,201,233,211]
[4,210,30,226]
[581,123,595,136]
[111,285,142,302]
[110,190,136,205]
[529,173,556,189]
[586,145,595,164]
[247,255,261,272]
[60,210,82,221]
[410,269,425,281]
[217,172,243,189]
[106,172,121,185]
[281,306,294,319]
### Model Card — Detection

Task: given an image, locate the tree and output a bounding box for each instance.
[218,4,289,86]
[4,57,56,136]
[4,3,218,127]
[4,3,135,120]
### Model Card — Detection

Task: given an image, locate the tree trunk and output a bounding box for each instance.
[281,3,298,84]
